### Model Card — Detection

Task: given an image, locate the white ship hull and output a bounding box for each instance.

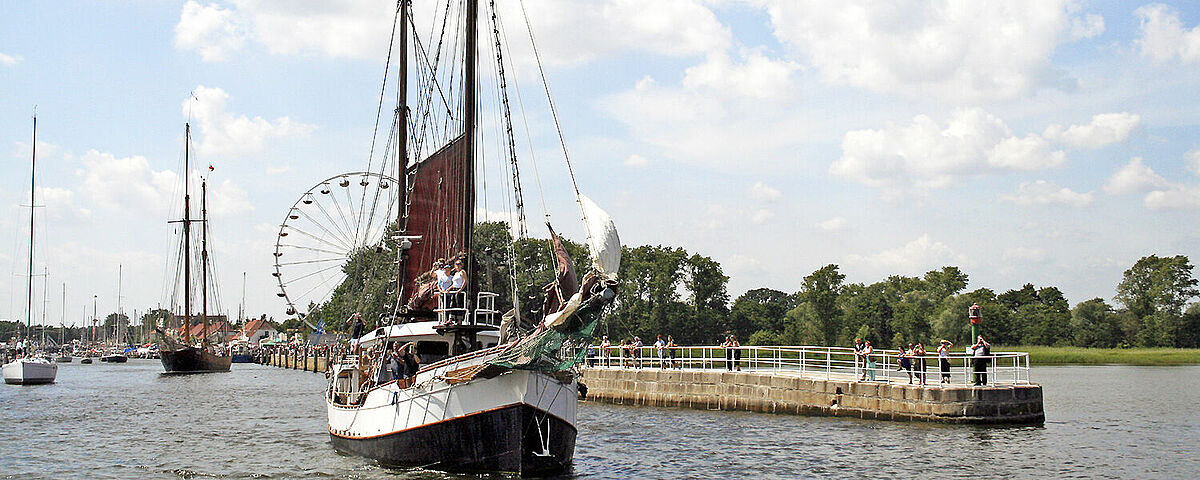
[327,350,577,474]
[3,358,58,385]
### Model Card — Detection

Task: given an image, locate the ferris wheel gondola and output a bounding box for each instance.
[273,171,400,318]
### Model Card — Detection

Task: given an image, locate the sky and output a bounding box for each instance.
[2,1,1200,327]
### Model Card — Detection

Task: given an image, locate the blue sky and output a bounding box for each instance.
[2,1,1200,327]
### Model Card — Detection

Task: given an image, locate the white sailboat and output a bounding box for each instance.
[4,115,58,385]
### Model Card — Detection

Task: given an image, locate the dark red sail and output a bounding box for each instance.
[403,135,471,310]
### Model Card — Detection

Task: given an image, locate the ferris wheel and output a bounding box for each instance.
[273,171,400,317]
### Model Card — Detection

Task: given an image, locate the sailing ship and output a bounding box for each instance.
[3,115,59,385]
[318,0,620,474]
[155,124,231,374]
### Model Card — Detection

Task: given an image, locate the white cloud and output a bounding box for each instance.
[759,0,1100,101]
[1000,180,1093,207]
[831,108,1065,194]
[1002,246,1047,263]
[0,52,22,66]
[77,150,178,214]
[174,0,728,65]
[1103,157,1170,194]
[1043,112,1141,149]
[1144,187,1200,210]
[187,85,315,157]
[36,186,92,220]
[1186,148,1200,176]
[623,154,648,168]
[175,1,246,62]
[1136,3,1200,64]
[846,234,968,275]
[751,209,775,224]
[816,217,847,232]
[682,52,799,100]
[749,182,782,202]
[208,179,254,217]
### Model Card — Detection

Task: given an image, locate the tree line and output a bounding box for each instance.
[287,220,1200,349]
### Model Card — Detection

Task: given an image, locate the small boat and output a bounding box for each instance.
[80,357,93,365]
[55,354,72,363]
[3,356,58,385]
[230,342,253,363]
[100,353,128,363]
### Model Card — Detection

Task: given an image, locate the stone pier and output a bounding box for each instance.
[580,368,1044,424]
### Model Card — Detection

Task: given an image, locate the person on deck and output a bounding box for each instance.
[350,313,365,353]
[400,342,420,384]
[938,340,954,383]
[447,260,466,324]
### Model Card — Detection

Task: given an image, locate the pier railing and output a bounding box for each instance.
[584,345,1031,386]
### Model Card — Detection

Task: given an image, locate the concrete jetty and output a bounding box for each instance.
[580,367,1043,424]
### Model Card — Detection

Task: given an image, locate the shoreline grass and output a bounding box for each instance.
[1011,346,1200,366]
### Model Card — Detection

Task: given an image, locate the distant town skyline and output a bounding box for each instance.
[3,1,1200,326]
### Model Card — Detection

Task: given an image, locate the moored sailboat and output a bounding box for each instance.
[3,115,58,385]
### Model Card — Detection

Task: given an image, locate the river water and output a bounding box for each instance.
[0,360,1195,479]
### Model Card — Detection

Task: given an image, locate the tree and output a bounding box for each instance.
[794,264,845,346]
[923,266,969,300]
[730,288,797,341]
[1115,255,1199,346]
[1069,298,1121,348]
[1115,255,1198,318]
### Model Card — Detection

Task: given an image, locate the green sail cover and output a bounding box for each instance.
[486,297,605,372]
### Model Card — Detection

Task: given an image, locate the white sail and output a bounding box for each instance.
[579,194,621,279]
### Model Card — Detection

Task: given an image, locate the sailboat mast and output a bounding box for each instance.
[396,0,411,299]
[464,0,479,310]
[27,116,36,338]
[117,264,123,345]
[41,267,48,345]
[201,180,210,350]
[183,124,193,345]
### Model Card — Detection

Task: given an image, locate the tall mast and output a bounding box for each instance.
[41,267,47,345]
[27,115,36,338]
[201,180,210,350]
[61,283,65,345]
[183,124,193,345]
[117,264,123,345]
[239,271,245,324]
[463,0,479,312]
[396,0,411,304]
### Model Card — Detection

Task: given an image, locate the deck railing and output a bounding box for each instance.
[582,345,1031,386]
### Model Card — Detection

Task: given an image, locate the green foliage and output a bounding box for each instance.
[308,219,1200,350]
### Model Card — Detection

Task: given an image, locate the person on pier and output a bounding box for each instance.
[600,335,610,367]
[971,336,991,386]
[859,340,876,381]
[938,340,954,383]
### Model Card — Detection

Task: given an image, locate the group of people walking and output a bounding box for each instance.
[855,335,993,386]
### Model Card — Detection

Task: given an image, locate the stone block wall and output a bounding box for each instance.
[580,368,1044,424]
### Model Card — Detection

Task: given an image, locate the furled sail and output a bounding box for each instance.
[541,224,578,316]
[579,194,621,279]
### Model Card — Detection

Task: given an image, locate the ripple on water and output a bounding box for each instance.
[1,362,1197,479]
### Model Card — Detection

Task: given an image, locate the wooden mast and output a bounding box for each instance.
[463,0,479,318]
[396,0,411,307]
[201,179,210,350]
[183,124,193,345]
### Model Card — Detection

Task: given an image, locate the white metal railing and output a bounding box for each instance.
[583,345,1031,386]
[434,290,501,327]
